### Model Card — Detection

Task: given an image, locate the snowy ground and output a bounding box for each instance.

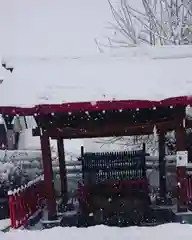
[0,224,192,240]
[0,219,10,231]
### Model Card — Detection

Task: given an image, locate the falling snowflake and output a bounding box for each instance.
[91,101,97,106]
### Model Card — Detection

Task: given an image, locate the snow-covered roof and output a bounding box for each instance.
[1,45,192,113]
[0,63,12,85]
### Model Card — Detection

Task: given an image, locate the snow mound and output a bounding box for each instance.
[1,223,192,240]
[0,218,10,231]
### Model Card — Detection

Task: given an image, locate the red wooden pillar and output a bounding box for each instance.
[40,131,57,219]
[176,124,188,212]
[57,137,68,205]
[158,131,167,201]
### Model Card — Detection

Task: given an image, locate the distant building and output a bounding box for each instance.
[0,116,37,150]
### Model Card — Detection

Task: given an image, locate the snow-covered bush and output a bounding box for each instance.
[98,0,192,48]
[0,150,44,197]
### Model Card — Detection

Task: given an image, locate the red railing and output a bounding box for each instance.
[8,175,45,229]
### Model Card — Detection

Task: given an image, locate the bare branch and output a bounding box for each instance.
[97,0,192,48]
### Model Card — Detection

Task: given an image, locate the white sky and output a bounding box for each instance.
[0,0,111,56]
[0,0,140,57]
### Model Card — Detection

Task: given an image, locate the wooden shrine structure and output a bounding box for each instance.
[1,96,192,221]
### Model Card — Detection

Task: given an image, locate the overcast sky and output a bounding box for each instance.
[0,0,140,57]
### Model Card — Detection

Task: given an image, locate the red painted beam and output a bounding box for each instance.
[33,119,180,139]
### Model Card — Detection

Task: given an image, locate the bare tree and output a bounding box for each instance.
[92,1,192,153]
[93,131,176,156]
[97,0,192,49]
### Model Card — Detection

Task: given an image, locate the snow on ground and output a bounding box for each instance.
[0,224,192,239]
[0,218,10,231]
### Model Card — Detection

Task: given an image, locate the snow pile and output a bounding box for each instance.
[1,224,192,239]
[0,162,19,182]
[0,218,9,231]
[0,150,44,188]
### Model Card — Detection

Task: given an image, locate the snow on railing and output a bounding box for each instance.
[8,175,45,229]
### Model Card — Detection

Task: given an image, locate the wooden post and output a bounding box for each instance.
[57,137,68,205]
[40,132,57,220]
[176,123,188,212]
[81,145,84,158]
[158,131,167,201]
[80,146,85,180]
